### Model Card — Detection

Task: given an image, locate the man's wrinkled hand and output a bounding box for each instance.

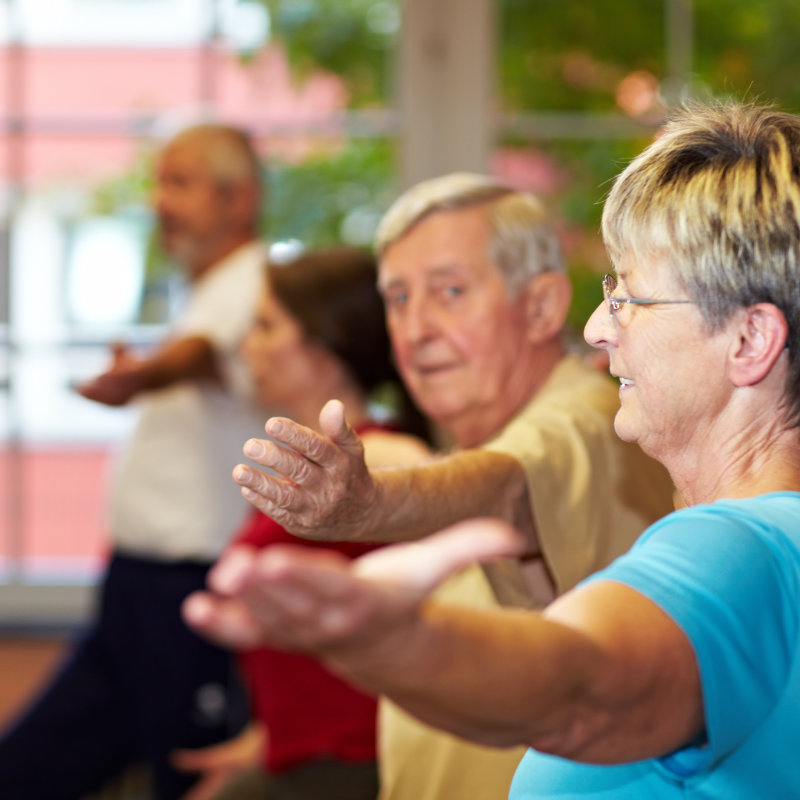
[232,399,380,542]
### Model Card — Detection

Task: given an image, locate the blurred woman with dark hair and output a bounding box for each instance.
[173,247,431,800]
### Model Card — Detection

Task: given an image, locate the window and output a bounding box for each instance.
[0,0,399,623]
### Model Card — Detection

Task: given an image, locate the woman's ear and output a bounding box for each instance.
[728,303,789,387]
[522,272,573,344]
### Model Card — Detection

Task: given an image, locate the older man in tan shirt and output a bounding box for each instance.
[209,173,675,800]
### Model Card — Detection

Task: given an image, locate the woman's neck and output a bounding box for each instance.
[670,426,800,506]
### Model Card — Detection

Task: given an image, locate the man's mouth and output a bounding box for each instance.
[416,362,459,377]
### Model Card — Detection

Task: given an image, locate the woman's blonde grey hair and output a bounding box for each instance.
[602,101,800,421]
[374,172,564,297]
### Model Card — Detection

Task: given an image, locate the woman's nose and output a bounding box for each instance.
[584,300,617,352]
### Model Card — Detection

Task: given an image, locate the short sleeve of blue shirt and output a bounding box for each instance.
[586,494,800,776]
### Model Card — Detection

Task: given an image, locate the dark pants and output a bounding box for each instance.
[0,553,249,800]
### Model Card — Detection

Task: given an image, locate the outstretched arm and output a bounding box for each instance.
[184,519,703,764]
[76,336,220,406]
[233,399,536,550]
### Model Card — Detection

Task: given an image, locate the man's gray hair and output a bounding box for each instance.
[375,172,564,297]
[165,123,263,193]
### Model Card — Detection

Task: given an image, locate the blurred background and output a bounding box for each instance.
[1,0,800,629]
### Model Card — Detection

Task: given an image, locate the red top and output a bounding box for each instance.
[234,425,383,773]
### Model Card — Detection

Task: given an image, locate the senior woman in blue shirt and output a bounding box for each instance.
[184,100,800,798]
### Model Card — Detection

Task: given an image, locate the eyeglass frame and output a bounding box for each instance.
[602,273,695,322]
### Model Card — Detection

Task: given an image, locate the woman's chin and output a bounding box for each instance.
[613,412,639,445]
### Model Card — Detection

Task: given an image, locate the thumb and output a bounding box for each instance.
[109,341,130,367]
[353,518,525,596]
[318,399,362,452]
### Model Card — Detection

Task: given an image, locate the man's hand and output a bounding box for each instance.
[171,723,265,800]
[75,343,148,407]
[182,519,525,662]
[232,399,381,542]
[76,336,219,407]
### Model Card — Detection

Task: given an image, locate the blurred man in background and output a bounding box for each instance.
[0,124,268,800]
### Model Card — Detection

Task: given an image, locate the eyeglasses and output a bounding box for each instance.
[602,273,694,326]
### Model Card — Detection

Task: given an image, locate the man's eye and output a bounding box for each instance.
[385,292,408,308]
[442,285,464,299]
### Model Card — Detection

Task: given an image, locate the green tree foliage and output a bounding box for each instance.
[499,0,664,113]
[496,0,800,334]
[265,138,396,245]
[255,0,399,107]
[91,0,800,329]
[693,0,800,110]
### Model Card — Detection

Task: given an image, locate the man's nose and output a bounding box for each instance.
[150,181,170,214]
[239,329,255,359]
[403,296,438,343]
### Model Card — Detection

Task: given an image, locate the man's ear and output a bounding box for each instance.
[728,303,788,387]
[522,272,572,344]
[220,181,259,229]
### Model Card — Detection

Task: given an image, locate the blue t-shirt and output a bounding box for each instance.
[509,493,800,799]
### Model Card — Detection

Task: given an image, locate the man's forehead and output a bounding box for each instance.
[158,140,211,174]
[378,259,479,289]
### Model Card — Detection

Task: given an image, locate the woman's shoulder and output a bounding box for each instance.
[610,493,800,600]
[643,492,800,547]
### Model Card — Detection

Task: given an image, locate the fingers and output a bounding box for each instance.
[230,403,373,541]
[171,745,220,771]
[207,545,258,595]
[231,466,310,531]
[233,462,285,500]
[110,341,128,361]
[74,380,94,400]
[318,398,346,436]
[73,378,127,407]
[237,425,337,487]
[182,591,265,650]
[190,546,358,651]
[171,724,263,771]
[319,399,369,455]
[237,547,357,627]
[261,417,333,466]
[211,546,383,650]
[186,522,524,660]
[354,518,525,595]
[318,399,352,445]
[176,772,237,800]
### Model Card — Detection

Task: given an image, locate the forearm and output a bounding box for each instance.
[369,450,537,551]
[142,335,220,389]
[329,589,701,764]
[328,601,599,752]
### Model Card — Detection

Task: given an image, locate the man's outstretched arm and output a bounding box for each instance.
[76,336,220,407]
[233,399,537,552]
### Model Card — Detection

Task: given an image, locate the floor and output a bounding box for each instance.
[0,634,66,731]
[0,635,153,799]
